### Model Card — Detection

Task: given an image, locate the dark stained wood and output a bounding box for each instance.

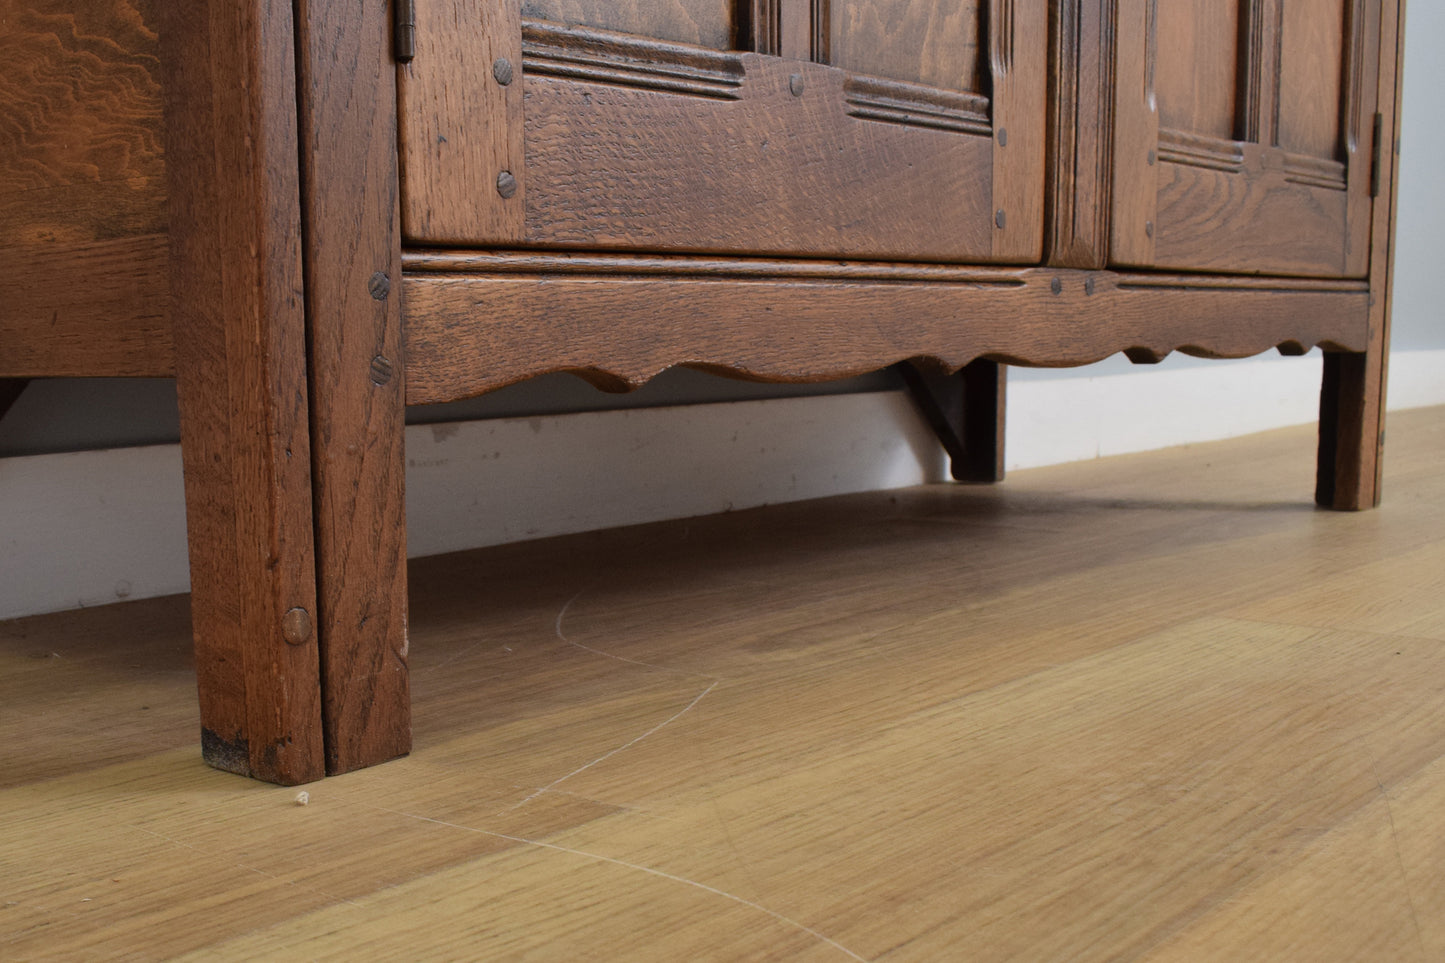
[398,0,523,243]
[0,0,166,247]
[0,0,174,381]
[1045,0,1113,268]
[1110,0,1379,278]
[990,0,1049,261]
[827,0,986,93]
[1237,0,1280,145]
[901,359,1006,482]
[1316,0,1403,511]
[161,0,324,783]
[399,254,1371,403]
[293,0,412,774]
[521,0,737,49]
[1,0,1409,785]
[1277,0,1346,159]
[1155,0,1239,140]
[516,42,992,259]
[745,0,814,58]
[1149,149,1351,274]
[402,4,1047,262]
[0,234,172,378]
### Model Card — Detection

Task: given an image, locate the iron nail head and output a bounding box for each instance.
[282,607,312,646]
[368,272,391,300]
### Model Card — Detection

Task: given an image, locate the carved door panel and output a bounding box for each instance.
[1111,0,1380,277]
[398,0,1045,262]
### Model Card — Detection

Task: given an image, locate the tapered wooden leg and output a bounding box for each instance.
[294,0,412,774]
[901,359,1007,483]
[162,0,325,783]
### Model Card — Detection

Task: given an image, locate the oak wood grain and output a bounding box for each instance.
[828,0,986,93]
[0,233,172,377]
[521,0,737,49]
[402,7,1046,262]
[1148,142,1352,275]
[1108,0,1159,267]
[399,255,1370,403]
[515,37,997,258]
[398,0,523,242]
[294,0,412,774]
[1278,0,1346,159]
[1111,0,1380,278]
[990,0,1049,260]
[1154,0,1238,140]
[161,0,324,784]
[0,0,165,247]
[0,0,174,382]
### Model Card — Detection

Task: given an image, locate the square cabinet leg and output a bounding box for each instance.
[164,0,324,784]
[1316,350,1387,511]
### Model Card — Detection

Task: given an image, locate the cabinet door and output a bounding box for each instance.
[1111,0,1380,277]
[398,0,1045,262]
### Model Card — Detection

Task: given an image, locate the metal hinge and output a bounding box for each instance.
[394,0,416,62]
[1370,112,1383,198]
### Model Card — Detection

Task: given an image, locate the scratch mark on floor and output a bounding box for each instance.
[373,806,870,962]
[554,591,712,679]
[505,680,719,813]
[1370,761,1426,956]
[711,798,768,900]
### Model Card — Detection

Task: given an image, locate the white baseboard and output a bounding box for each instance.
[403,391,946,559]
[3,349,1442,620]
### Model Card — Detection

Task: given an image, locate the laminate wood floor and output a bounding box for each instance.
[4,406,1445,961]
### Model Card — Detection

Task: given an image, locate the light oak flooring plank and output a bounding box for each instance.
[3,406,1444,960]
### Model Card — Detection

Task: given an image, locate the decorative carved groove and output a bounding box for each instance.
[1115,275,1366,293]
[1282,152,1348,191]
[1238,0,1282,145]
[811,0,830,63]
[1345,0,1367,151]
[1046,0,1115,268]
[522,21,744,100]
[747,0,781,55]
[1154,129,1347,190]
[991,0,1016,76]
[1143,0,1157,107]
[844,76,992,136]
[1157,128,1245,173]
[404,249,1027,283]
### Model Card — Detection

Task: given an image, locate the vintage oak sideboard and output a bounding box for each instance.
[0,0,1406,784]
